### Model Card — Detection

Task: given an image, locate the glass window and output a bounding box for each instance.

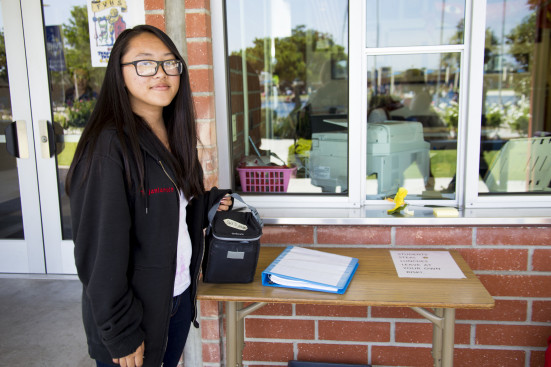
[480,0,551,195]
[366,0,465,48]
[0,6,24,239]
[225,0,349,194]
[366,53,459,200]
[44,4,105,238]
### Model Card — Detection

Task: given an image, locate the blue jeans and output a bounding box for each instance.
[96,288,192,367]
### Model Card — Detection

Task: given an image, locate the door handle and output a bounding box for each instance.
[39,119,56,158]
[3,120,29,159]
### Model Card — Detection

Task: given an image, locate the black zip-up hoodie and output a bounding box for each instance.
[70,126,229,366]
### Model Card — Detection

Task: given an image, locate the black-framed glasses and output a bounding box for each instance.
[121,59,183,76]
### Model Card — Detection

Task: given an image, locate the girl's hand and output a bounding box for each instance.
[113,341,145,367]
[218,194,232,211]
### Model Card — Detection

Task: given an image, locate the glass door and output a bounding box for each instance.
[0,0,45,273]
[0,0,104,274]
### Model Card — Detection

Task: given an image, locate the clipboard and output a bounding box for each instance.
[261,246,359,294]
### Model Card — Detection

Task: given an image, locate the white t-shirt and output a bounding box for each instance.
[173,192,192,297]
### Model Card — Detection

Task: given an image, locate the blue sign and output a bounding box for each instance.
[45,25,66,72]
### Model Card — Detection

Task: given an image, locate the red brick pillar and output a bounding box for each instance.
[144,0,166,31]
[185,0,219,189]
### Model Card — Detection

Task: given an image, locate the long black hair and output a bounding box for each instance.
[66,25,205,200]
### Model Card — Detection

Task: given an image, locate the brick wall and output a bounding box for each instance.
[184,0,219,189]
[200,225,551,367]
[145,2,551,366]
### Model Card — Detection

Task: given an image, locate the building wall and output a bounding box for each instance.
[146,1,551,366]
[200,225,551,367]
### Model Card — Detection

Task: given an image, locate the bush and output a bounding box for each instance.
[54,112,68,129]
[505,99,530,134]
[440,101,458,131]
[485,104,503,128]
[67,99,95,128]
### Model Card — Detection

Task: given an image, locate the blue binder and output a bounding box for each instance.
[261,246,359,294]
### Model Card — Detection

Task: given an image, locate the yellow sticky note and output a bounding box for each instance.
[433,207,459,217]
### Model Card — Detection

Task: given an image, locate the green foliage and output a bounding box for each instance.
[63,5,91,73]
[234,25,346,87]
[505,99,531,134]
[440,101,458,131]
[506,12,535,70]
[0,32,7,82]
[67,99,96,128]
[54,112,68,129]
[505,12,536,98]
[482,98,530,135]
[485,104,503,128]
[441,19,464,68]
[63,5,105,91]
[232,25,347,140]
[484,28,500,67]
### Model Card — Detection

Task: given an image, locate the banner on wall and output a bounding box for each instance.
[45,25,66,72]
[87,0,145,67]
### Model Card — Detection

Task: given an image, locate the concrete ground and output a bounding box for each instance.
[0,276,94,367]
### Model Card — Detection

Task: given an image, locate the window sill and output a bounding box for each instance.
[258,206,551,226]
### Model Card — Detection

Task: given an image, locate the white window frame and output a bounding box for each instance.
[464,0,551,208]
[212,0,361,208]
[212,0,551,210]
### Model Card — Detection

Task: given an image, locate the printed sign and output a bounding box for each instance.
[87,0,145,67]
[45,25,66,72]
[390,251,466,279]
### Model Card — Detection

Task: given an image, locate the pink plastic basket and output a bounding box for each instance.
[237,166,297,193]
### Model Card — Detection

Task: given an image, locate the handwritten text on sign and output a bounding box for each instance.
[390,251,466,279]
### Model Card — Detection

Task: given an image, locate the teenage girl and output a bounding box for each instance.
[67,25,232,367]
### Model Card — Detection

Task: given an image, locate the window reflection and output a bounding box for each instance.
[366,0,465,47]
[225,0,349,194]
[44,4,105,238]
[366,54,460,199]
[481,0,551,194]
[0,8,24,239]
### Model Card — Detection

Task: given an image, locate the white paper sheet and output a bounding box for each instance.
[390,251,466,279]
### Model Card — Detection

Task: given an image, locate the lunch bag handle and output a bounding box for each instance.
[207,193,263,230]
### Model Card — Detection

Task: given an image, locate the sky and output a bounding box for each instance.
[1,0,533,65]
[42,0,87,27]
[0,0,85,32]
[225,0,349,53]
[4,0,531,49]
[486,0,531,39]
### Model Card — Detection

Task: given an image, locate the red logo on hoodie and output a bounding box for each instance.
[141,187,174,196]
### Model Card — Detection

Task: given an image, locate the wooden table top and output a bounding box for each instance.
[197,247,494,309]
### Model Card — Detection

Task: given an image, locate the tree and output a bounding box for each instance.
[233,25,346,90]
[62,5,105,92]
[507,12,535,67]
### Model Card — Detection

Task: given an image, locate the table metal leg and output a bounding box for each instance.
[224,301,268,367]
[411,307,455,367]
[236,302,245,363]
[441,308,455,367]
[225,301,239,367]
[432,308,444,367]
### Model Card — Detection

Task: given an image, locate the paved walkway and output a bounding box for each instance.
[0,277,93,367]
